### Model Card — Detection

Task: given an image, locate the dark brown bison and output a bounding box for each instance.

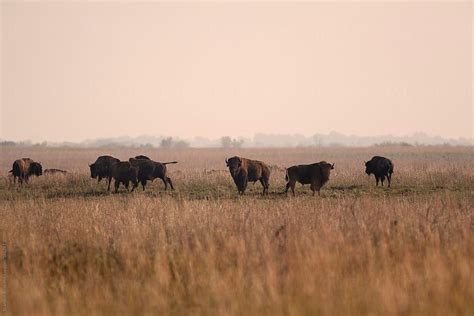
[225,156,270,195]
[285,161,334,196]
[365,156,394,187]
[129,157,177,191]
[9,158,43,185]
[110,161,138,193]
[89,155,120,191]
[44,168,67,175]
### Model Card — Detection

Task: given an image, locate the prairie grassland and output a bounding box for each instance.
[0,146,473,315]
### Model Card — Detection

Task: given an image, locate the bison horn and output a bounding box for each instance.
[331,163,335,169]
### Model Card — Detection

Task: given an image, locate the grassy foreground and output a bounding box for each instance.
[1,146,473,315]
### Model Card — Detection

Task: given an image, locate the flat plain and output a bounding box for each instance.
[1,146,473,315]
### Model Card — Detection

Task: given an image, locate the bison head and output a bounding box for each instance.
[226,156,242,177]
[29,162,43,176]
[320,162,334,170]
[89,163,98,178]
[364,161,373,175]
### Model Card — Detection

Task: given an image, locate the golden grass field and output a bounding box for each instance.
[0,146,473,315]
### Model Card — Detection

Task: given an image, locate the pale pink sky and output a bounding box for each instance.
[1,1,472,142]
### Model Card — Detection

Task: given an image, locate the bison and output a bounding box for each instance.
[365,156,394,187]
[225,156,270,195]
[129,157,177,191]
[110,161,139,193]
[9,158,43,185]
[285,161,334,196]
[89,155,120,191]
[44,168,67,175]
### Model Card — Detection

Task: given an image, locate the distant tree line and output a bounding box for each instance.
[1,132,470,148]
[0,140,48,147]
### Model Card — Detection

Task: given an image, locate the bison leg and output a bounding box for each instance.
[114,179,120,193]
[161,177,168,190]
[375,176,380,186]
[141,179,147,191]
[131,180,138,192]
[380,175,385,186]
[241,179,248,195]
[167,177,174,190]
[259,179,267,195]
[285,180,296,197]
[285,181,295,196]
[107,177,113,191]
[387,174,392,188]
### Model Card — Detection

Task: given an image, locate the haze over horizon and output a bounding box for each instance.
[1,1,472,143]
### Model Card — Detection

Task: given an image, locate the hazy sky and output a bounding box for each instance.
[1,1,472,142]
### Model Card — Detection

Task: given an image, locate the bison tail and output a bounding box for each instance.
[388,162,394,174]
[163,161,178,165]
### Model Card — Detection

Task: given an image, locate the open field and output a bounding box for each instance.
[1,146,473,315]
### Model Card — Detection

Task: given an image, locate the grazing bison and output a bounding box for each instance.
[129,157,177,191]
[44,168,67,175]
[110,161,138,193]
[89,155,120,191]
[29,162,43,177]
[365,156,394,187]
[285,161,334,196]
[9,158,43,185]
[225,156,270,195]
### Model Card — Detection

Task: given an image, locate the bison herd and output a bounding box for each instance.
[8,155,394,195]
[88,155,177,192]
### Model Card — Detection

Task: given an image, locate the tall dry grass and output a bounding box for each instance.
[0,146,473,315]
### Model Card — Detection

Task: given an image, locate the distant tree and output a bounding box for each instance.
[313,135,323,147]
[232,138,244,148]
[174,140,190,149]
[33,141,47,147]
[160,137,174,149]
[221,136,232,148]
[160,137,190,149]
[220,136,243,148]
